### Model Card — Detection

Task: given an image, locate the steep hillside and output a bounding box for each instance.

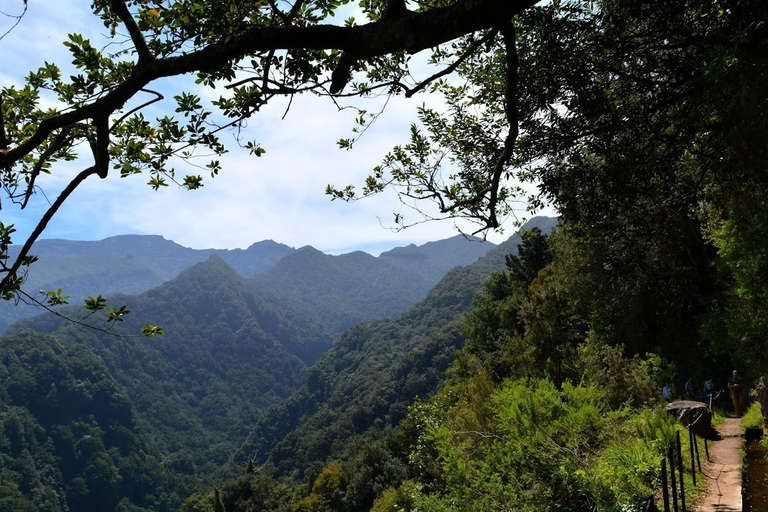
[0,330,178,512]
[10,256,334,479]
[239,217,557,477]
[251,235,496,336]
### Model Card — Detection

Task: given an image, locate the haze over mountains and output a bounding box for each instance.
[0,217,557,511]
[1,232,494,333]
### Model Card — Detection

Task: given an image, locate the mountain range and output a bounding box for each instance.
[1,233,494,333]
[0,217,556,511]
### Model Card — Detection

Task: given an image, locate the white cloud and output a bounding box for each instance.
[0,1,553,256]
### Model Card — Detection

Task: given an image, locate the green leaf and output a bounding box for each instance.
[107,305,130,323]
[83,295,107,311]
[41,288,70,306]
[141,324,166,339]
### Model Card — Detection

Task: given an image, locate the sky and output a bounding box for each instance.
[0,1,554,256]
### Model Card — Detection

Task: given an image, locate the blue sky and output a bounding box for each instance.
[0,1,552,255]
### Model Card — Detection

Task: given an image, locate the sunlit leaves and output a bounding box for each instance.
[244,141,266,157]
[107,305,130,323]
[83,294,107,311]
[140,324,166,338]
[182,174,203,189]
[40,288,70,307]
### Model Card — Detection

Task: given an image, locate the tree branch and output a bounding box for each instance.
[110,88,164,129]
[0,0,538,169]
[0,0,26,42]
[266,0,290,24]
[486,19,519,229]
[285,0,306,22]
[107,0,151,60]
[1,166,101,292]
[383,0,409,19]
[93,115,111,179]
[404,29,499,98]
[21,125,74,209]
[16,289,138,338]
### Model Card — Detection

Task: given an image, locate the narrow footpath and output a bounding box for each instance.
[693,417,744,512]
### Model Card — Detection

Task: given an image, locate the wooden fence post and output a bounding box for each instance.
[669,443,679,512]
[694,431,701,472]
[689,427,697,486]
[676,431,686,510]
[661,456,671,512]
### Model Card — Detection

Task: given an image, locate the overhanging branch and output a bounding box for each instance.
[107,0,152,60]
[0,0,537,169]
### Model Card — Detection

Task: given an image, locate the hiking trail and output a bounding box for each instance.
[692,417,744,512]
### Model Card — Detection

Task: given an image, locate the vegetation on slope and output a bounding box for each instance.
[5,257,333,505]
[0,330,178,511]
[238,219,556,480]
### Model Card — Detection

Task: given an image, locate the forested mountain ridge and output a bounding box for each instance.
[377,234,491,285]
[7,257,335,500]
[249,240,489,337]
[2,234,495,336]
[0,236,294,333]
[239,217,558,478]
[252,246,431,336]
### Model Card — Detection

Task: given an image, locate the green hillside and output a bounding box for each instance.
[0,236,294,332]
[239,218,557,478]
[8,257,334,494]
[0,330,178,512]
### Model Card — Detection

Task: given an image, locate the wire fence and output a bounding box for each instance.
[641,416,706,512]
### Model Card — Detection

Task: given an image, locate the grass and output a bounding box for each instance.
[711,408,728,425]
[741,401,764,430]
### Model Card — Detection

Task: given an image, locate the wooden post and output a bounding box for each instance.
[693,429,701,472]
[704,438,709,461]
[689,427,697,485]
[677,431,686,510]
[661,457,671,512]
[669,444,679,512]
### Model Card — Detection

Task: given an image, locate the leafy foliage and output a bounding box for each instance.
[0,330,177,511]
[4,257,336,507]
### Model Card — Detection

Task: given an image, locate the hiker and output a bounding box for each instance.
[703,376,716,402]
[662,382,673,402]
[727,369,745,417]
[685,377,697,400]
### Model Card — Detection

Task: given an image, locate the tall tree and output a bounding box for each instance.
[390,0,768,365]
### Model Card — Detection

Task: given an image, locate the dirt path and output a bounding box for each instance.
[692,417,744,512]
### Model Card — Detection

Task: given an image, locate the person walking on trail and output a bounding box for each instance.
[703,376,716,402]
[728,369,745,417]
[685,376,697,400]
[663,382,673,402]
